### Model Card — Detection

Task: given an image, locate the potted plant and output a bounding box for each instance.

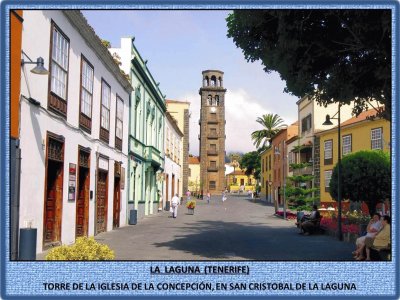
[186,200,196,215]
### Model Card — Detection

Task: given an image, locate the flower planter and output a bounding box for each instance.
[188,208,195,215]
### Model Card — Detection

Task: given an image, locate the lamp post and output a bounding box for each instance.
[323,104,343,241]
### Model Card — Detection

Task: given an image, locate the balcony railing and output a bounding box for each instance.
[293,166,313,176]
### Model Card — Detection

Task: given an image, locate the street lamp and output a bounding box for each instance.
[322,103,343,241]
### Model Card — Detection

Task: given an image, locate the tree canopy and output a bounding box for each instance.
[251,113,285,150]
[227,10,391,120]
[329,150,390,216]
[240,151,261,180]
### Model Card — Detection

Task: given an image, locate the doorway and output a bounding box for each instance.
[76,148,90,238]
[43,135,64,248]
[171,174,175,198]
[96,170,108,234]
[113,162,121,229]
[165,174,169,206]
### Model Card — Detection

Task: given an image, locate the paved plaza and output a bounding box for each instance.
[82,194,354,261]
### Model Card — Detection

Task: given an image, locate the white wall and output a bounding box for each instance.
[163,116,182,206]
[20,10,130,253]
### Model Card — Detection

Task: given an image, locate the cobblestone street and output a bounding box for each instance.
[89,195,353,261]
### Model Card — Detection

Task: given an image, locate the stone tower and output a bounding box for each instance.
[199,70,226,194]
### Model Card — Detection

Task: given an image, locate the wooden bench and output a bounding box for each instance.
[297,216,323,234]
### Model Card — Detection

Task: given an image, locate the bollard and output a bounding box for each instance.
[129,209,137,225]
[19,228,37,260]
[165,201,170,211]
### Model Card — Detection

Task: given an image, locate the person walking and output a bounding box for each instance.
[171,193,180,219]
[186,190,191,202]
[206,191,211,204]
[222,189,227,203]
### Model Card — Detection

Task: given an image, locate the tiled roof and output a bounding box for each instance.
[340,109,379,127]
[188,156,200,164]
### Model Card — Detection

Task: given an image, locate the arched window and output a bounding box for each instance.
[203,77,207,87]
[207,95,212,105]
[218,77,222,87]
[215,95,219,106]
[205,76,209,87]
[211,76,216,87]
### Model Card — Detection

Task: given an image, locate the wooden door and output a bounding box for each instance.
[76,167,89,237]
[96,170,108,234]
[172,174,175,198]
[44,160,63,246]
[113,177,120,229]
[240,178,244,186]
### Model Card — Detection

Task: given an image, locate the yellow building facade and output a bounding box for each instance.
[188,156,201,194]
[226,168,256,193]
[317,109,390,206]
[260,147,274,202]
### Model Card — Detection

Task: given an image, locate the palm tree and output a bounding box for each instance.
[251,113,285,149]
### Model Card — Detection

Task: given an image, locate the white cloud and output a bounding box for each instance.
[181,89,275,156]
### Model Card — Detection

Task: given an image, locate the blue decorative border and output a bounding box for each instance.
[1,1,398,299]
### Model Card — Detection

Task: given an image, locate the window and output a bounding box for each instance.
[209,181,216,190]
[288,152,294,165]
[342,135,352,156]
[210,128,217,136]
[166,128,170,155]
[301,114,312,133]
[115,95,124,151]
[324,170,332,192]
[210,144,216,152]
[210,160,217,168]
[79,56,93,132]
[100,79,111,143]
[215,95,219,105]
[324,140,333,165]
[371,128,383,150]
[48,22,70,116]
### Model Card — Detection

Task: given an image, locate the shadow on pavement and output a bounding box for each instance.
[152,220,354,261]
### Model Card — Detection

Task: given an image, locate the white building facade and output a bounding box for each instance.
[163,112,183,208]
[19,10,132,253]
[110,37,166,220]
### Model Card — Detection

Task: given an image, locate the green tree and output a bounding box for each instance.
[285,163,318,211]
[227,10,391,120]
[329,150,390,216]
[251,113,285,149]
[240,151,261,181]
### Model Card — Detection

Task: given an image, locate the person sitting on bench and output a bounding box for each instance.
[299,205,321,235]
[361,215,391,261]
[353,213,382,259]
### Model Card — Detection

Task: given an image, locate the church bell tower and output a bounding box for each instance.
[199,70,226,194]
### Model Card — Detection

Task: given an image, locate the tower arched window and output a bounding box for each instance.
[205,76,209,87]
[211,76,216,87]
[218,77,222,87]
[203,77,207,87]
[215,95,219,106]
[207,95,212,105]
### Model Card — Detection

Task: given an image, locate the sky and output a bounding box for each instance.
[83,10,299,156]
